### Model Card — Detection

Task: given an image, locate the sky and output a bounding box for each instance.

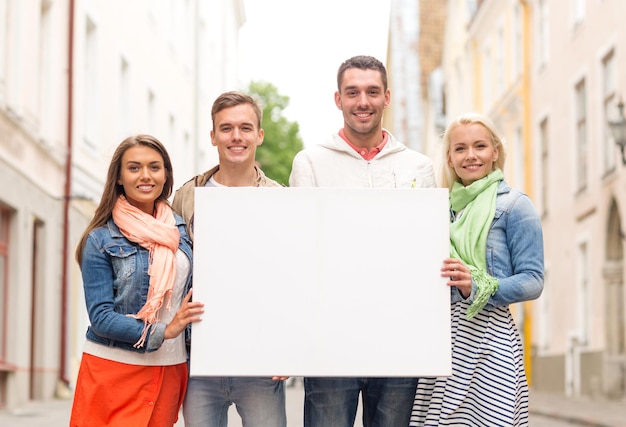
[238,0,392,147]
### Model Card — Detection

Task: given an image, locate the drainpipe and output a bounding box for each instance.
[60,0,75,388]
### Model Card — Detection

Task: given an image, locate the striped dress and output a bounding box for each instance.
[410,300,529,427]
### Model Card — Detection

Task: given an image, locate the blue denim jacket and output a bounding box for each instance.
[451,181,544,307]
[80,214,193,353]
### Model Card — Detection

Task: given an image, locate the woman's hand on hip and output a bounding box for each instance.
[164,289,204,340]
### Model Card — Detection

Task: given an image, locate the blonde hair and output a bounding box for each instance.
[439,112,507,189]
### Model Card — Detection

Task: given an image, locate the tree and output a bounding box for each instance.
[246,81,303,186]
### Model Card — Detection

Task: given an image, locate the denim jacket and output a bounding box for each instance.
[81,214,193,353]
[451,181,544,307]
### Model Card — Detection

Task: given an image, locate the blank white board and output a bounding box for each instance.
[190,187,451,377]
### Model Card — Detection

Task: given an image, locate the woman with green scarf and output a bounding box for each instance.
[410,113,544,427]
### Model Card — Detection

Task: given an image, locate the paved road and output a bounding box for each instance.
[1,380,600,426]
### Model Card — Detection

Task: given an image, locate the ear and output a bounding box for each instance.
[493,145,499,162]
[383,89,391,109]
[446,150,454,168]
[257,128,265,146]
[210,130,217,147]
[334,91,342,110]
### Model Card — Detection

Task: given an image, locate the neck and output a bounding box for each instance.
[213,164,258,187]
[342,126,383,150]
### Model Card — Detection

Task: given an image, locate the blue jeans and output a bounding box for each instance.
[304,377,418,427]
[182,377,286,427]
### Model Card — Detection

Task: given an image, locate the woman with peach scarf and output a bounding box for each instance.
[70,135,204,427]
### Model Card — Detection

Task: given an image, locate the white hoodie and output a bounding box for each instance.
[289,129,436,189]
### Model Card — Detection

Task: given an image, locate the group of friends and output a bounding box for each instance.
[68,55,545,427]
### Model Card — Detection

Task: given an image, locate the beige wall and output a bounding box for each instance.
[0,0,244,410]
[529,0,626,399]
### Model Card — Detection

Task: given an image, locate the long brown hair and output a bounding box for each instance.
[75,134,174,264]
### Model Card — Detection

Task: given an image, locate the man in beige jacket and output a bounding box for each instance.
[171,91,286,427]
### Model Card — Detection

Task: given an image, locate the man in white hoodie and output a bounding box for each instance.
[289,55,436,427]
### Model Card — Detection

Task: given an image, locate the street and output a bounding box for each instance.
[225,380,582,427]
[2,378,623,426]
[221,383,580,427]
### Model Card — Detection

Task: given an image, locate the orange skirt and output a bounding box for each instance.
[69,353,188,427]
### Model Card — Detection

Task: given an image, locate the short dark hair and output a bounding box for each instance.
[211,91,263,130]
[337,55,388,92]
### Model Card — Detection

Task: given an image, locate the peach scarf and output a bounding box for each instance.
[112,195,180,348]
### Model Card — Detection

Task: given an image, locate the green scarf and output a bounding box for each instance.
[449,169,504,319]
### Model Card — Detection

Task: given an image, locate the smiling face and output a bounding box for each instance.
[335,68,390,145]
[117,145,166,214]
[448,123,499,186]
[211,103,264,167]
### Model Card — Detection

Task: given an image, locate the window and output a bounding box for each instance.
[181,0,192,68]
[169,113,176,149]
[0,207,10,408]
[455,60,466,113]
[496,25,505,96]
[38,0,53,138]
[0,0,7,93]
[466,0,478,18]
[119,57,130,137]
[83,17,98,148]
[513,2,523,78]
[572,0,585,27]
[602,50,617,173]
[575,79,587,192]
[0,207,9,361]
[537,0,550,67]
[576,240,590,345]
[481,41,492,109]
[5,0,22,113]
[537,267,550,352]
[147,89,156,133]
[539,118,549,218]
[514,125,525,189]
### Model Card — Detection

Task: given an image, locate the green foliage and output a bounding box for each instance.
[246,81,304,186]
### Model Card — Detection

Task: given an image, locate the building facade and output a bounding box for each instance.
[0,0,244,410]
[386,0,424,153]
[528,0,626,399]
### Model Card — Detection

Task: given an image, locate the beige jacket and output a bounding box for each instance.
[171,164,281,242]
